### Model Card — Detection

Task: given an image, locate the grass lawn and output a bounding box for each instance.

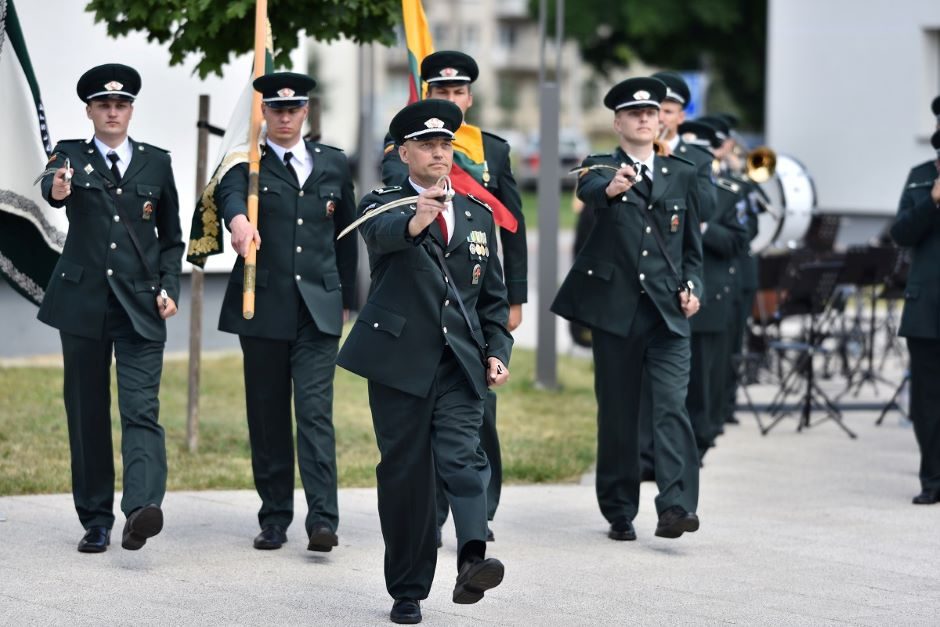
[520,190,577,231]
[0,346,597,496]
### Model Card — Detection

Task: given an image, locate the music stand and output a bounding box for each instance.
[834,246,900,399]
[762,257,857,438]
[875,250,911,425]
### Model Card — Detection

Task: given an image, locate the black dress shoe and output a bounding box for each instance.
[436,527,443,549]
[253,525,287,550]
[912,489,940,505]
[725,414,741,425]
[77,526,110,553]
[608,520,636,541]
[307,523,338,552]
[453,556,504,604]
[122,504,163,550]
[485,527,495,542]
[390,598,421,624]
[655,506,700,539]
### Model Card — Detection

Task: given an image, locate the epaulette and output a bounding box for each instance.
[56,138,85,144]
[714,177,742,193]
[315,142,344,152]
[383,142,397,155]
[587,152,613,159]
[665,153,695,167]
[137,142,170,154]
[481,129,508,144]
[372,185,402,195]
[467,194,493,213]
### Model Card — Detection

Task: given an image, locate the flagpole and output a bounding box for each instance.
[242,0,268,319]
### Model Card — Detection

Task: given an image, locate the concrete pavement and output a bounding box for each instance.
[2,398,939,625]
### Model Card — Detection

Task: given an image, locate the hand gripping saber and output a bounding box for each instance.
[337,175,455,240]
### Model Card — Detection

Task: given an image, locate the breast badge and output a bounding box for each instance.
[670,214,679,233]
[471,264,482,285]
[467,230,489,259]
[142,200,154,220]
[325,199,336,217]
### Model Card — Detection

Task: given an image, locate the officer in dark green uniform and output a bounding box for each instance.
[889,111,940,506]
[676,120,749,460]
[552,77,704,542]
[382,50,526,544]
[38,63,183,553]
[216,72,357,552]
[637,71,718,479]
[699,114,761,428]
[338,100,512,624]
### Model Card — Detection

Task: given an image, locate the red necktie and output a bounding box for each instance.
[435,212,448,243]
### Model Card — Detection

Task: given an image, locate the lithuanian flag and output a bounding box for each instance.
[400,0,518,233]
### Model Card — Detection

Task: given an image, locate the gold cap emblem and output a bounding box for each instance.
[277,88,296,98]
[104,81,124,92]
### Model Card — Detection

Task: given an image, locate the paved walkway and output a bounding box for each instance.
[2,390,939,625]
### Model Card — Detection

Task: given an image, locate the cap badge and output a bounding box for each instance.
[277,88,296,98]
[440,68,459,78]
[104,81,123,92]
[633,90,650,100]
[424,117,445,129]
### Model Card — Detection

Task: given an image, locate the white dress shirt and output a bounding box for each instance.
[266,138,313,185]
[624,150,656,181]
[94,136,132,178]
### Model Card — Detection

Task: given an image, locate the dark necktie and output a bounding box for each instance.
[435,212,449,244]
[283,151,298,183]
[633,162,652,200]
[107,151,121,181]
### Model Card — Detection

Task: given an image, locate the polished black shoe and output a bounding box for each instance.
[253,524,287,550]
[453,556,504,604]
[725,414,741,425]
[912,489,940,505]
[121,504,163,550]
[608,520,636,541]
[655,506,700,539]
[390,598,421,624]
[307,523,338,552]
[436,527,443,549]
[485,527,495,542]
[77,526,110,553]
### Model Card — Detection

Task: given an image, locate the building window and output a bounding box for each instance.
[464,24,480,51]
[433,24,449,46]
[499,24,517,50]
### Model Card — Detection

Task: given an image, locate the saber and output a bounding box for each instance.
[567,163,642,184]
[337,175,454,240]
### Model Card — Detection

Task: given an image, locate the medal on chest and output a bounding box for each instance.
[670,214,679,233]
[471,264,482,285]
[468,229,489,260]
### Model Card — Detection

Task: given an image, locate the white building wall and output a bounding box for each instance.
[767,0,940,215]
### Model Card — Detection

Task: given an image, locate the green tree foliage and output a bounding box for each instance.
[536,0,767,129]
[85,0,400,78]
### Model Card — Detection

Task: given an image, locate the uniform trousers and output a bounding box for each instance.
[369,348,490,601]
[239,305,339,536]
[591,295,699,522]
[436,389,501,527]
[687,330,732,460]
[60,291,167,530]
[907,338,940,492]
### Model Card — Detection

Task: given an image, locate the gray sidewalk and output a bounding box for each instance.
[2,404,939,625]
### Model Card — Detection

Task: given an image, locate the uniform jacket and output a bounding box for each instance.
[38,137,183,342]
[551,147,704,339]
[674,139,717,222]
[337,179,512,400]
[890,160,940,339]
[382,129,528,305]
[216,140,357,340]
[729,173,760,292]
[691,176,750,333]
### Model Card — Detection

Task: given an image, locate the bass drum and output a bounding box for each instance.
[750,154,816,254]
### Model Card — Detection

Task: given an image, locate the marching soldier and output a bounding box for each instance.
[552,77,704,541]
[38,63,183,553]
[216,72,358,551]
[338,99,512,624]
[676,120,749,460]
[382,50,527,544]
[889,98,940,505]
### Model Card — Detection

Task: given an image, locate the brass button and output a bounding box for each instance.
[647,205,653,210]
[296,246,302,253]
[639,273,645,281]
[645,226,651,233]
[444,299,450,306]
[587,269,594,276]
[729,267,736,274]
[621,195,627,202]
[373,322,379,328]
[443,326,448,334]
[295,274,301,281]
[642,250,648,257]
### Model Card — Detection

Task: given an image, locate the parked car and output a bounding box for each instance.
[515,129,591,190]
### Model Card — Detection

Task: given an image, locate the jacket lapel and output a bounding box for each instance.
[649,155,675,207]
[301,141,323,190]
[447,200,471,254]
[262,144,299,188]
[82,138,117,186]
[120,138,149,184]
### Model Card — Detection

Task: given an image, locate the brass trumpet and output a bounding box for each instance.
[745,146,777,184]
